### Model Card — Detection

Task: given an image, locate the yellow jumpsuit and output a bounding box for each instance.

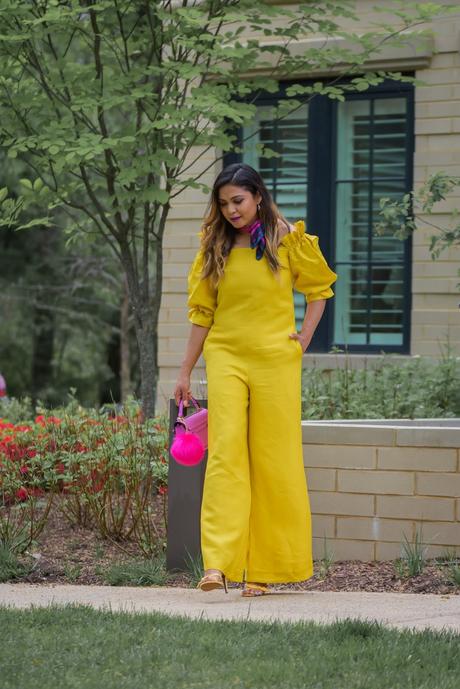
[187,220,337,584]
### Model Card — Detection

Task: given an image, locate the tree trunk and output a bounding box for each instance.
[120,250,158,418]
[31,226,59,404]
[135,303,157,418]
[120,275,132,403]
[31,303,55,403]
[119,222,166,419]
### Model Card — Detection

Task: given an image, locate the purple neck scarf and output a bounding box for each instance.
[240,219,266,260]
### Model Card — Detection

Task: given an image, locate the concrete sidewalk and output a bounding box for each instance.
[0,583,459,633]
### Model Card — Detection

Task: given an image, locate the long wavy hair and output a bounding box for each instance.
[200,163,289,286]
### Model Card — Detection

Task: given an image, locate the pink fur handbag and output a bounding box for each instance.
[170,396,208,466]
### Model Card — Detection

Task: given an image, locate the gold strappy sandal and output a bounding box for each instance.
[197,570,228,593]
[242,582,269,597]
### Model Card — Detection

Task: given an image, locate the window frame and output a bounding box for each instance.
[224,76,414,354]
[330,79,414,354]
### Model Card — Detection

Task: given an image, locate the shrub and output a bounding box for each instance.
[301,350,460,419]
[0,398,169,556]
[0,417,54,554]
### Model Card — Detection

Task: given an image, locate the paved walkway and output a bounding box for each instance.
[0,584,459,633]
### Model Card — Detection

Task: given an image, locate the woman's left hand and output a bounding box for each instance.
[289,332,311,353]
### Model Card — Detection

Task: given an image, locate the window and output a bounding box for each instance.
[229,79,414,353]
[241,103,309,327]
[334,96,412,349]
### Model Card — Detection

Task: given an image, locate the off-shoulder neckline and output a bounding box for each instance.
[199,219,305,252]
[278,219,305,247]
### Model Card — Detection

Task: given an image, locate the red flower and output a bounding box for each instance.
[15,486,29,501]
[0,441,28,462]
[158,485,168,495]
[55,462,65,474]
[19,465,29,475]
[35,415,61,427]
[88,468,105,494]
[28,486,45,497]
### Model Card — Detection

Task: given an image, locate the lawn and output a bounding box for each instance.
[0,604,459,689]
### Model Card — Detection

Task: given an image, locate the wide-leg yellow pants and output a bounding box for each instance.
[200,340,313,584]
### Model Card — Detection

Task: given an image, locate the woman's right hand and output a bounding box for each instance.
[174,323,210,408]
[174,371,192,408]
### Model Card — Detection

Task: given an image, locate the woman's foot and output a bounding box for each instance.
[197,569,228,593]
[242,581,269,597]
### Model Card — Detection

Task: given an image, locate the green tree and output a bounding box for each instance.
[0,152,124,404]
[0,220,123,405]
[0,0,446,415]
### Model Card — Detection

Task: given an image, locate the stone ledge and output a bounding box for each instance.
[242,33,434,77]
[302,423,397,446]
[301,353,414,369]
[396,427,460,448]
[302,420,460,448]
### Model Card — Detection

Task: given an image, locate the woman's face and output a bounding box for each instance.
[217,184,262,230]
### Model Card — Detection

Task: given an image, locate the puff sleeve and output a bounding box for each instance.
[187,248,217,328]
[284,221,337,303]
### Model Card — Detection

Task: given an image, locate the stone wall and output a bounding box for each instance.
[304,421,460,561]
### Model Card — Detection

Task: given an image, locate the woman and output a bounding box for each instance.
[174,163,337,597]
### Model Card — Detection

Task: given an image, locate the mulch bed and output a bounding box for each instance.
[7,495,459,595]
[279,560,459,595]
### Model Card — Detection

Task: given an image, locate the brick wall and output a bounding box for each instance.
[304,422,460,561]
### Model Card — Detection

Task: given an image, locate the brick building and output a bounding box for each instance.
[156,1,460,411]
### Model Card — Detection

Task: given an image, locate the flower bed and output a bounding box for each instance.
[0,403,169,557]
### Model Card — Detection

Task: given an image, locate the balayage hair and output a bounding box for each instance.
[200,163,289,286]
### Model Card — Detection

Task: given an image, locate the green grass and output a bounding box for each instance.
[317,535,335,578]
[395,526,428,578]
[0,605,459,689]
[183,548,204,587]
[103,554,168,586]
[0,544,34,583]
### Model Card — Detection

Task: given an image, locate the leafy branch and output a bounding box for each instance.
[375,172,460,259]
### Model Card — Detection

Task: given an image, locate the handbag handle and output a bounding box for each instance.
[177,395,201,419]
